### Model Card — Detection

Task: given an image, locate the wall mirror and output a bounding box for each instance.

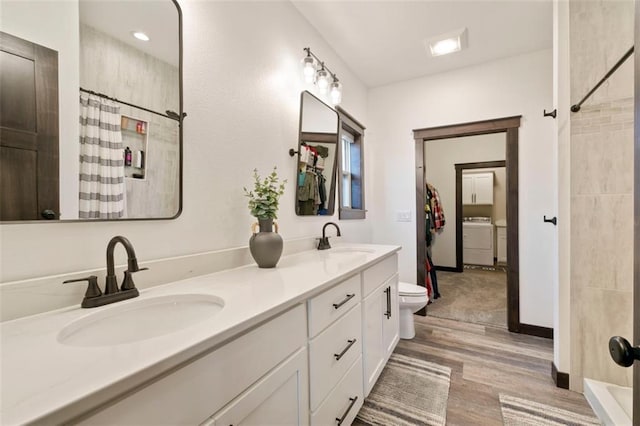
[0,0,183,222]
[295,91,339,216]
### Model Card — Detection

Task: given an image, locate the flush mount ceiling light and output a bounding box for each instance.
[426,27,467,57]
[300,47,343,105]
[132,31,150,42]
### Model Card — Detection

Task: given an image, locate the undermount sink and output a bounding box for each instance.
[57,294,225,347]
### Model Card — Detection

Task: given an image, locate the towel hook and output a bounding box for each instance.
[543,216,557,226]
[543,109,557,119]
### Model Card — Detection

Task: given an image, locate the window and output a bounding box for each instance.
[337,108,365,219]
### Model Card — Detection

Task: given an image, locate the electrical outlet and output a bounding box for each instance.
[396,210,411,222]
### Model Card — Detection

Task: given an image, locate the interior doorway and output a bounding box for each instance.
[424,160,509,328]
[413,116,533,335]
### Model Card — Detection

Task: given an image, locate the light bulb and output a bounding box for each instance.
[330,80,342,105]
[316,68,330,94]
[301,55,316,84]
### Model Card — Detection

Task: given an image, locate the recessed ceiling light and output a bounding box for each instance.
[132,31,150,42]
[426,28,467,57]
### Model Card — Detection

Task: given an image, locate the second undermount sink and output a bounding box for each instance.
[57,294,225,347]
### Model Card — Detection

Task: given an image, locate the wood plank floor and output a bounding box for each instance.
[390,315,596,425]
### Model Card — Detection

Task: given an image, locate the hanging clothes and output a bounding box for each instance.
[78,93,125,219]
[424,182,444,301]
[297,169,317,215]
[426,251,440,299]
[427,183,446,231]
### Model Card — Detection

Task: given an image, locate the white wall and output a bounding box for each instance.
[0,1,372,284]
[1,0,80,220]
[424,134,505,268]
[367,49,556,327]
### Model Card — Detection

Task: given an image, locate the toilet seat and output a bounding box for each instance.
[399,282,427,297]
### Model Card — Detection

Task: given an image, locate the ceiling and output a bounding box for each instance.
[291,1,553,88]
[80,0,179,67]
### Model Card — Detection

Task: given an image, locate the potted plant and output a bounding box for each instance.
[244,167,287,268]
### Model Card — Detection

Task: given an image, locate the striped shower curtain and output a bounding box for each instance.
[78,93,125,219]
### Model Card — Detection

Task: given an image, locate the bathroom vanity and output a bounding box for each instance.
[0,244,400,425]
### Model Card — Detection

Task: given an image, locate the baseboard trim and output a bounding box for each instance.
[434,266,460,273]
[552,362,570,389]
[519,323,553,339]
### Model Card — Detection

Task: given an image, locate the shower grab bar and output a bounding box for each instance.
[571,46,634,113]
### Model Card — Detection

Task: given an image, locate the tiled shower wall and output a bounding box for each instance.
[569,1,634,390]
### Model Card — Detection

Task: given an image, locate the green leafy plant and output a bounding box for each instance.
[243,167,287,220]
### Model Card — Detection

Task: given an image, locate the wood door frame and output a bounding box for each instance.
[454,160,506,272]
[414,116,523,333]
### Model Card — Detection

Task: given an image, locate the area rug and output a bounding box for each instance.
[499,394,601,425]
[355,353,451,426]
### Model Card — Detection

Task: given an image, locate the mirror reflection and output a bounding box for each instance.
[0,0,181,222]
[296,92,339,216]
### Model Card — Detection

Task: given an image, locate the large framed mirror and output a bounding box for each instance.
[0,0,183,222]
[295,91,339,216]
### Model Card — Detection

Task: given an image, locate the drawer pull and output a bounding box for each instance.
[334,339,357,361]
[333,293,355,310]
[335,396,358,425]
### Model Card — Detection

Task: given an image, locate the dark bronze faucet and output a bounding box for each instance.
[318,222,342,250]
[64,236,148,308]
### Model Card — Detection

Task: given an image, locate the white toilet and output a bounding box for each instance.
[398,282,429,339]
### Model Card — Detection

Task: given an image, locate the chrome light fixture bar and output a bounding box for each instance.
[301,47,343,105]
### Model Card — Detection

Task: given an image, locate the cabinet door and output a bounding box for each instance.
[362,290,384,397]
[473,173,494,205]
[382,275,399,357]
[462,175,474,205]
[206,348,309,426]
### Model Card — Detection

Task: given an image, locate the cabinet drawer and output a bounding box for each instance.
[79,305,307,425]
[311,357,363,426]
[308,274,360,338]
[309,304,362,411]
[362,254,397,297]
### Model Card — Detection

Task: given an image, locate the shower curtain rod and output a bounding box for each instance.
[571,46,634,112]
[80,87,182,122]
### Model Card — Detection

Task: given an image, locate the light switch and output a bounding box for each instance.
[396,210,411,222]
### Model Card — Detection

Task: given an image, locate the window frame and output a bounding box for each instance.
[336,107,366,220]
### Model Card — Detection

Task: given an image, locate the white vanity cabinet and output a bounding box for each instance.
[67,251,400,426]
[78,305,308,426]
[361,255,399,397]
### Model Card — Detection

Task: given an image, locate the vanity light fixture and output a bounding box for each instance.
[427,27,467,57]
[301,47,343,105]
[132,31,150,42]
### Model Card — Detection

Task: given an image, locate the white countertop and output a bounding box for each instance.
[0,243,400,425]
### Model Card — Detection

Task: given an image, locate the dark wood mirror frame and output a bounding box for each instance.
[0,0,184,224]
